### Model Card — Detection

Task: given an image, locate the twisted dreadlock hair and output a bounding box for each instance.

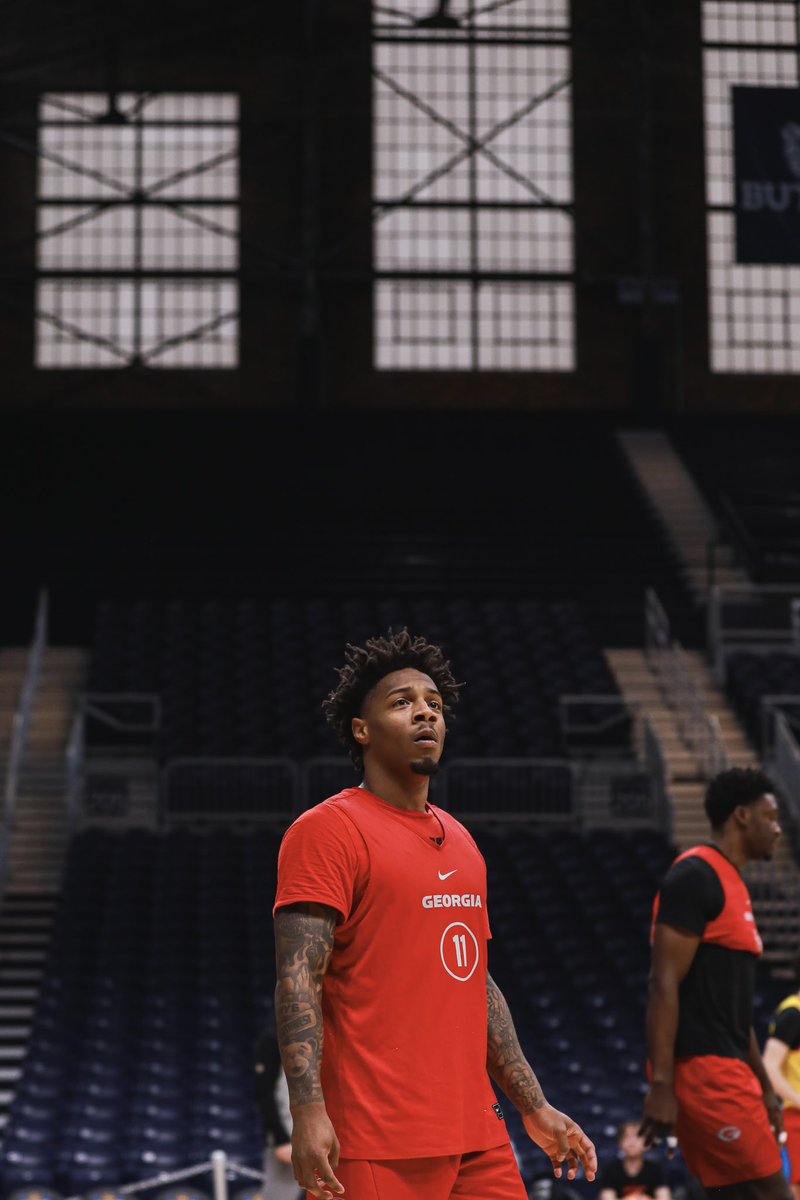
[323,629,461,768]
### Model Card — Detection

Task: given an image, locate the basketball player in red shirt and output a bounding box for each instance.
[273,630,597,1200]
[640,767,790,1200]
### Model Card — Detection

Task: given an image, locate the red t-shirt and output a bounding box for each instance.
[273,786,510,1159]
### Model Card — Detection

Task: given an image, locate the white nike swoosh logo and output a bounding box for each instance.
[438,869,458,880]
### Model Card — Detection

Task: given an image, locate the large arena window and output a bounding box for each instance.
[372,0,574,371]
[703,2,800,372]
[35,92,239,369]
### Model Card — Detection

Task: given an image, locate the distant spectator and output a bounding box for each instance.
[599,1121,671,1200]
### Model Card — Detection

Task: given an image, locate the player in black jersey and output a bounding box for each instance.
[640,768,789,1200]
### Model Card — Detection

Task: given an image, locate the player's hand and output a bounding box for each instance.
[274,1142,293,1165]
[522,1103,597,1181]
[290,1103,344,1197]
[762,1086,785,1146]
[639,1081,678,1154]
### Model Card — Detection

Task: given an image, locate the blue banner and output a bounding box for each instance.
[733,85,800,263]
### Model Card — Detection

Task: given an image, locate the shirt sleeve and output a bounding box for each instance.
[656,856,725,936]
[273,801,368,922]
[773,1006,800,1049]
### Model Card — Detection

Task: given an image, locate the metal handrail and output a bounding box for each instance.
[644,589,727,780]
[558,694,641,737]
[760,694,800,759]
[3,589,48,828]
[772,711,800,828]
[62,1148,254,1200]
[671,641,706,755]
[301,755,360,811]
[65,707,85,828]
[0,822,8,908]
[82,691,162,733]
[438,756,581,822]
[705,713,731,777]
[157,756,579,826]
[643,716,672,839]
[708,582,800,683]
[66,751,675,833]
[161,756,300,823]
[645,587,671,660]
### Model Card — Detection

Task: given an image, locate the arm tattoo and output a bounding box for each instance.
[274,904,337,1108]
[486,972,546,1114]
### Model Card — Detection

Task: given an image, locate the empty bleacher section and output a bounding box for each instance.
[726,652,800,752]
[71,594,679,831]
[0,828,271,1195]
[617,431,749,602]
[699,583,800,961]
[3,417,795,1199]
[85,597,622,762]
[0,823,713,1196]
[6,415,701,651]
[671,418,800,585]
[706,582,800,771]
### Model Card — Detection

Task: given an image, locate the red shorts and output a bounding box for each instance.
[311,1141,526,1200]
[783,1108,800,1185]
[674,1056,783,1187]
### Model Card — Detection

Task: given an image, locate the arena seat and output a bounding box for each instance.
[85,597,625,761]
[672,420,800,583]
[725,649,800,748]
[0,822,701,1192]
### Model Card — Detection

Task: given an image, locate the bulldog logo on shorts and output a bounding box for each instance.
[716,1127,742,1142]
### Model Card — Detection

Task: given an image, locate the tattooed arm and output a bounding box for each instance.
[274,902,344,1198]
[486,971,547,1112]
[486,973,597,1182]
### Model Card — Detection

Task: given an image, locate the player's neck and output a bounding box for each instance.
[710,833,747,871]
[361,763,430,812]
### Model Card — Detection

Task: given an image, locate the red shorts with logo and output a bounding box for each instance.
[783,1108,800,1184]
[674,1056,783,1187]
[309,1141,527,1200]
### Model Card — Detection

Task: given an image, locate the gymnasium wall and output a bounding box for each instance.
[1,0,799,412]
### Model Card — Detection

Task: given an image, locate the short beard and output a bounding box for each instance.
[411,756,440,777]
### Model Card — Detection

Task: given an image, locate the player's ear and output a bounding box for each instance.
[352,717,369,745]
[733,804,751,830]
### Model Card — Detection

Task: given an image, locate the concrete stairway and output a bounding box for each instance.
[605,646,755,848]
[617,429,749,603]
[606,645,800,967]
[0,647,86,1133]
[0,650,41,1130]
[668,648,757,846]
[6,648,85,893]
[0,895,58,1132]
[0,649,28,764]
